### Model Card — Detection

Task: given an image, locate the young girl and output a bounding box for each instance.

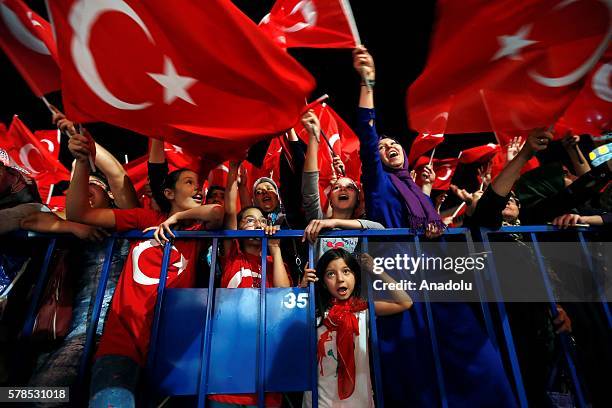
[300,110,383,256]
[206,162,290,407]
[301,248,412,408]
[64,130,223,408]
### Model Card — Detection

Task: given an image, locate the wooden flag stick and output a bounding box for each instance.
[428,147,436,167]
[452,202,466,219]
[45,184,54,205]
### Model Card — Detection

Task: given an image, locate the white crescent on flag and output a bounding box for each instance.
[69,0,154,110]
[528,0,612,88]
[0,2,50,55]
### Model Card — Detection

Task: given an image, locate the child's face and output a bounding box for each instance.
[168,170,202,212]
[329,177,359,212]
[239,208,267,230]
[323,258,356,300]
[253,182,279,213]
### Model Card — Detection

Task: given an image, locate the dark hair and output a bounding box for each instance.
[206,185,225,200]
[237,205,264,225]
[158,168,195,213]
[315,248,363,320]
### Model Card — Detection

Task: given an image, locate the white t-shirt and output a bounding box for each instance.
[303,310,375,408]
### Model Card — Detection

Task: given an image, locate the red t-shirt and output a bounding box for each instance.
[220,240,279,289]
[95,208,203,366]
[210,240,285,406]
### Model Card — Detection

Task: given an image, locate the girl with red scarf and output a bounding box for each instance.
[301,248,412,407]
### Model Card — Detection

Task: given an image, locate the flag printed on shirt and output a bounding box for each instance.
[408,0,611,133]
[48,0,315,159]
[0,0,60,96]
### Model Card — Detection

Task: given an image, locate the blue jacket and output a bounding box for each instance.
[356,107,409,228]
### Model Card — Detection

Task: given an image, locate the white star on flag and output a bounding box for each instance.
[148,56,197,105]
[492,24,538,61]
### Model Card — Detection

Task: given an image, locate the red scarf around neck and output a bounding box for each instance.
[317,297,368,399]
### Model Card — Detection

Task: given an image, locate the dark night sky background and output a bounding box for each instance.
[3,0,565,199]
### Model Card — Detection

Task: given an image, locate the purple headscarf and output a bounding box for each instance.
[384,146,445,231]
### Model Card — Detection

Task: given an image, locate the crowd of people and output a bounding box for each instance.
[0,46,610,407]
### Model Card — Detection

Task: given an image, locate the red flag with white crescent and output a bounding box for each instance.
[0,0,60,96]
[408,0,611,133]
[295,103,361,210]
[556,46,612,136]
[413,156,459,191]
[259,0,360,49]
[33,129,62,161]
[459,143,501,164]
[3,116,70,200]
[48,0,315,160]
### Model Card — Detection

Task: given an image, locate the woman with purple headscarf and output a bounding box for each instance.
[353,46,516,407]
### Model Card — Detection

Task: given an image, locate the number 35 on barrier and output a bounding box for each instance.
[282,293,309,309]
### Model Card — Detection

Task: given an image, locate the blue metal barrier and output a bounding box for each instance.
[480,225,609,408]
[11,226,609,407]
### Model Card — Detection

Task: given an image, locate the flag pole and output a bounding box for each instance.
[45,184,54,205]
[428,147,436,167]
[319,129,345,177]
[452,202,466,219]
[43,99,97,172]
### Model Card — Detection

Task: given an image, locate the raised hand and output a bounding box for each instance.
[353,45,375,82]
[522,128,553,156]
[506,136,523,161]
[301,109,321,142]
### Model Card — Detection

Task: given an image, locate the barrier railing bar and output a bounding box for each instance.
[361,237,384,408]
[257,238,268,408]
[577,231,612,329]
[146,242,173,379]
[463,229,499,350]
[78,238,116,382]
[197,238,219,407]
[414,236,448,408]
[481,229,528,407]
[530,233,587,408]
[307,243,319,408]
[22,238,57,338]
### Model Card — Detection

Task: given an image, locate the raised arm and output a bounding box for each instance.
[301,111,326,223]
[53,109,138,209]
[148,139,170,211]
[353,46,389,202]
[92,140,139,209]
[65,133,116,228]
[491,128,552,197]
[561,133,590,177]
[224,162,239,231]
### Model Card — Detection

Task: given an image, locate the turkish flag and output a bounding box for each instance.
[33,130,62,160]
[556,46,612,136]
[0,0,60,96]
[408,0,611,133]
[259,0,360,49]
[2,116,71,201]
[407,133,445,167]
[459,143,501,164]
[295,103,361,210]
[48,0,315,160]
[414,156,459,191]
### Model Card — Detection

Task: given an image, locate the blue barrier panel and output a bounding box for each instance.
[265,287,311,391]
[151,288,208,395]
[207,288,259,394]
